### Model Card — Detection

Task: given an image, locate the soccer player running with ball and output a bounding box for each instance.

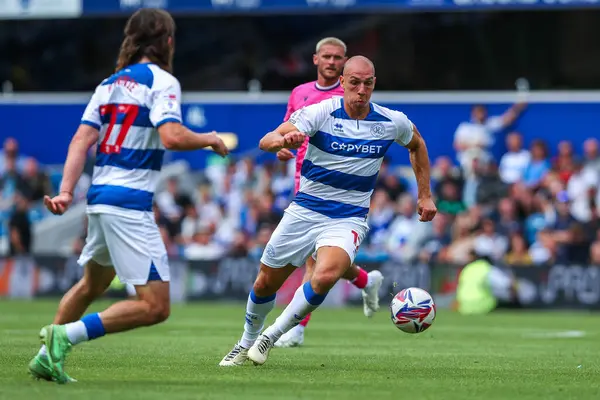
[220,56,436,367]
[28,8,229,383]
[274,37,385,349]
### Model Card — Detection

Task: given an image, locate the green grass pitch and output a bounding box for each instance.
[1,300,599,399]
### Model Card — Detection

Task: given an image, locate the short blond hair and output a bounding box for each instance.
[315,37,347,54]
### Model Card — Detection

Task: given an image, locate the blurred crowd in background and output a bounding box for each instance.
[4,9,600,267]
[4,100,600,267]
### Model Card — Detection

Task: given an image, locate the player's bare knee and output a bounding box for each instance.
[149,301,170,324]
[136,281,170,325]
[252,276,276,297]
[78,277,106,300]
[139,299,170,325]
[310,271,338,294]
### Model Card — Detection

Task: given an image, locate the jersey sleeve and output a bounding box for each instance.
[391,111,414,146]
[288,100,330,137]
[149,74,183,128]
[80,88,102,130]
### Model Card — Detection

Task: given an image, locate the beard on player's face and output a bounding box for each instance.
[318,65,341,81]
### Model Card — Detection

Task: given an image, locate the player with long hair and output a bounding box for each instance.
[28,8,228,383]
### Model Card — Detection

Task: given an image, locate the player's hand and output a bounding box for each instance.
[44,192,73,216]
[282,131,305,150]
[277,149,295,162]
[208,131,229,157]
[417,197,437,222]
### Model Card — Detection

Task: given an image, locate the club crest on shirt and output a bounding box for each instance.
[370,123,385,138]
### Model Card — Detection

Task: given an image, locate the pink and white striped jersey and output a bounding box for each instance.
[283,80,344,194]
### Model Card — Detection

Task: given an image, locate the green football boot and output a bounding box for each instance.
[28,353,76,383]
[38,325,74,384]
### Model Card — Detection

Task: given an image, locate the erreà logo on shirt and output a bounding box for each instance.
[333,123,344,134]
[331,142,383,154]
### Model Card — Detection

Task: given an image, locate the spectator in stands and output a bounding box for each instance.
[473,218,508,262]
[9,191,32,256]
[585,198,600,244]
[386,194,422,261]
[366,189,395,249]
[195,184,222,226]
[375,157,407,202]
[523,190,551,245]
[152,202,178,257]
[523,140,551,188]
[566,160,597,222]
[553,140,577,185]
[184,222,225,260]
[155,177,191,241]
[184,221,225,260]
[498,131,531,184]
[583,138,600,174]
[548,191,576,263]
[529,228,558,265]
[475,162,508,210]
[590,241,600,265]
[255,191,282,231]
[233,158,258,190]
[494,197,521,236]
[504,233,533,266]
[445,214,476,264]
[436,180,467,216]
[22,157,52,202]
[180,203,200,244]
[229,231,249,258]
[418,213,451,264]
[155,177,185,221]
[462,158,483,209]
[0,153,29,211]
[248,226,273,260]
[269,162,294,213]
[0,137,27,175]
[432,156,463,199]
[453,102,527,176]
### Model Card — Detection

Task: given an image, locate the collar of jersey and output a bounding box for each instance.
[333,99,375,121]
[315,81,341,91]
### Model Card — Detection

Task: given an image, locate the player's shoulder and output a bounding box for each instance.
[147,64,180,90]
[371,102,411,125]
[371,102,407,120]
[292,81,317,93]
[100,63,166,90]
[310,96,340,113]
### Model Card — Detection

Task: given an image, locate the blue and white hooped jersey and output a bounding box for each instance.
[80,63,182,216]
[287,97,414,220]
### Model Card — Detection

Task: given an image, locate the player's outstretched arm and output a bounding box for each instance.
[404,125,437,222]
[44,124,99,215]
[158,122,229,156]
[259,121,305,153]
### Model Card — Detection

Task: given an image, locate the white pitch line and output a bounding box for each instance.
[522,330,587,339]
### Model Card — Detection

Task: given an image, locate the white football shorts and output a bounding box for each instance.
[78,212,170,285]
[260,209,369,268]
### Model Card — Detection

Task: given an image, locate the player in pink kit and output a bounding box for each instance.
[274,38,384,348]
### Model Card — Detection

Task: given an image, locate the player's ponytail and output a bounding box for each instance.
[116,8,176,73]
